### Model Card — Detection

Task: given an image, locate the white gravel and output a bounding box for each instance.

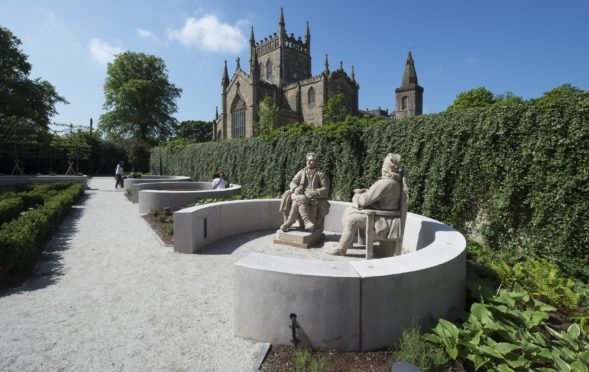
[0,177,269,372]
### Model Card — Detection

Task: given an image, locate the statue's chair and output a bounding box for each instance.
[358,171,409,259]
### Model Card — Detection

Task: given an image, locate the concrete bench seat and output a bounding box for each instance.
[137,182,241,213]
[173,199,466,351]
[123,176,191,202]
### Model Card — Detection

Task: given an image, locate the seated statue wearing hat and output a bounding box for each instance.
[280,152,330,232]
[327,153,406,256]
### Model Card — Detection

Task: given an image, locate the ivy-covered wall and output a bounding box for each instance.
[151,90,589,274]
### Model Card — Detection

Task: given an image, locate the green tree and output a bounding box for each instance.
[176,120,212,142]
[0,26,67,149]
[323,92,350,123]
[99,52,181,170]
[447,87,495,111]
[494,91,523,104]
[256,95,279,134]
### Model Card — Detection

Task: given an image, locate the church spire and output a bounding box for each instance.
[351,65,356,82]
[324,54,329,74]
[278,7,286,45]
[222,60,229,88]
[305,21,311,49]
[401,51,418,87]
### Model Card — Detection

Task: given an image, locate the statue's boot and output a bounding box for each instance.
[326,245,347,256]
[299,204,316,231]
[280,207,299,232]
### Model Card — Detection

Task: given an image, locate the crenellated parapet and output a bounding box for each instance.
[255,31,309,57]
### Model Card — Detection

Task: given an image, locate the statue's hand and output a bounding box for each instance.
[304,190,314,199]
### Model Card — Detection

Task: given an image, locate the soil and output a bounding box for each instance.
[260,345,395,372]
[142,214,174,246]
[260,345,467,372]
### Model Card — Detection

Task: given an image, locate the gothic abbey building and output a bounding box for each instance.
[213,9,423,140]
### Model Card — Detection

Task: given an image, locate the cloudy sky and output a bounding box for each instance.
[2,0,588,127]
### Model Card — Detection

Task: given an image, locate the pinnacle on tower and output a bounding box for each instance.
[305,21,310,42]
[279,7,285,26]
[222,60,229,87]
[324,54,329,74]
[351,65,355,81]
[278,7,286,45]
[250,26,255,46]
[401,51,418,87]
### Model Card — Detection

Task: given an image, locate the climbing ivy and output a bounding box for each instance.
[151,87,589,275]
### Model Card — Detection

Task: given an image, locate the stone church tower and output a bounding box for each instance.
[213,8,359,140]
[395,51,424,119]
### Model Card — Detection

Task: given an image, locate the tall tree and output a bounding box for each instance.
[256,95,279,134]
[176,120,212,142]
[323,92,350,124]
[99,52,182,143]
[99,52,181,171]
[447,87,495,111]
[0,26,67,148]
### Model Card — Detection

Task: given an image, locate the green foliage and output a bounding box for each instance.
[192,195,242,206]
[491,257,579,313]
[151,87,589,273]
[256,95,279,135]
[447,87,495,111]
[99,52,181,171]
[322,92,351,123]
[0,26,67,153]
[0,183,84,281]
[0,197,24,226]
[175,120,212,143]
[426,284,589,371]
[393,324,449,371]
[292,347,324,372]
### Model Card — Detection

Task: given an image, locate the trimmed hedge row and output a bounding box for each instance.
[0,182,76,226]
[0,182,85,281]
[150,88,589,275]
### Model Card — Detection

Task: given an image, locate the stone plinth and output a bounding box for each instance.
[273,230,325,248]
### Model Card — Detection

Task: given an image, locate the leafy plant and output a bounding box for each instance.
[425,284,589,371]
[293,347,308,372]
[491,257,579,313]
[393,323,449,371]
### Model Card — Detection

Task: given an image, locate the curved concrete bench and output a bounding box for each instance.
[123,176,191,202]
[173,200,466,352]
[138,182,241,213]
[0,175,88,187]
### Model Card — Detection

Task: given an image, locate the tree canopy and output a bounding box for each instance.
[99,52,182,144]
[447,87,495,111]
[0,26,67,148]
[256,95,279,134]
[175,120,212,142]
[323,92,351,124]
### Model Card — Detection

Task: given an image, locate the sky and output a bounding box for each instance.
[2,0,588,128]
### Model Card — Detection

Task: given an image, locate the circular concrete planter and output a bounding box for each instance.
[123,176,191,202]
[137,182,241,213]
[173,200,466,352]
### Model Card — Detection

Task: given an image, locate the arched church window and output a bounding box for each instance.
[266,60,273,81]
[308,87,315,106]
[231,95,246,138]
[402,96,408,110]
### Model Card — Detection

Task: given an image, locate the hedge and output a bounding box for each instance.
[0,182,85,281]
[150,87,589,275]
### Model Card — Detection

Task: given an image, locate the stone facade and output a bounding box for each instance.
[213,9,422,140]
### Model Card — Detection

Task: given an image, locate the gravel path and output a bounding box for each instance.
[0,177,265,372]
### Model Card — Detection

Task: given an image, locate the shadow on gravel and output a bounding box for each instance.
[0,192,91,297]
[198,230,273,255]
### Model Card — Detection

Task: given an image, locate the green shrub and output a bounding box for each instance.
[0,183,84,281]
[393,324,449,371]
[0,197,24,226]
[151,87,589,275]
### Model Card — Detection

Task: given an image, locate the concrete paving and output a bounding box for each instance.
[0,177,269,372]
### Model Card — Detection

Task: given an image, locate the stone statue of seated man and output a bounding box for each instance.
[280,152,330,232]
[327,153,405,256]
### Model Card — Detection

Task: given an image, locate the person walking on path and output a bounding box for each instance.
[115,161,124,189]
